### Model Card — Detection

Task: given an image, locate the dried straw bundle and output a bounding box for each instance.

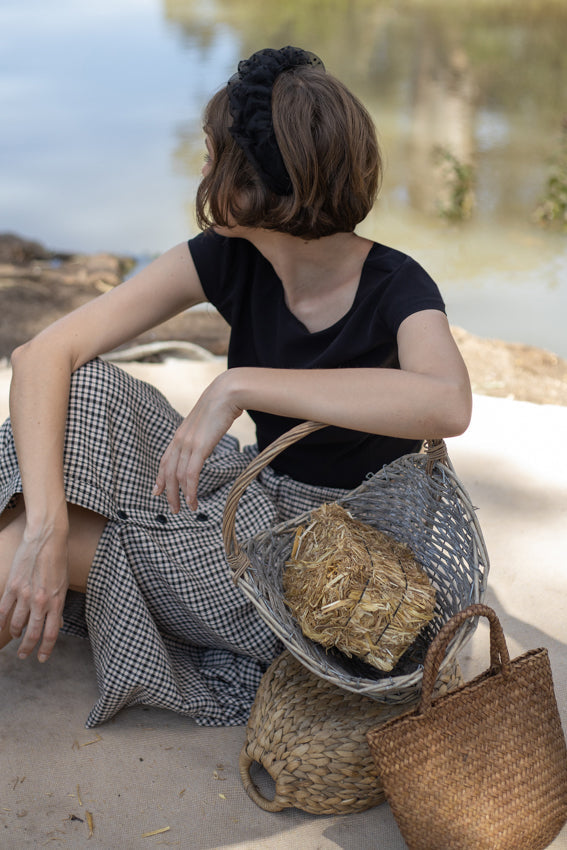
[283,503,436,672]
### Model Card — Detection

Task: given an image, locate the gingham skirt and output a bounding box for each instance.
[0,358,346,728]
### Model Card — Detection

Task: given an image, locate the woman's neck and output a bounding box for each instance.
[245,229,374,332]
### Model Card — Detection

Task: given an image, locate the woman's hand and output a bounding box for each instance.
[0,528,69,662]
[153,370,244,513]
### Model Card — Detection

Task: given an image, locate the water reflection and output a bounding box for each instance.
[166,0,567,355]
[1,0,566,354]
[407,32,476,218]
[168,0,567,223]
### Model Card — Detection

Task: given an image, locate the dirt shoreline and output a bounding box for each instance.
[1,233,566,407]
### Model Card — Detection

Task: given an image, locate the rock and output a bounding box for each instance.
[0,233,56,265]
[451,326,567,407]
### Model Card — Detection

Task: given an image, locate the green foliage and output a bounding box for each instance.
[434,147,476,223]
[534,119,567,232]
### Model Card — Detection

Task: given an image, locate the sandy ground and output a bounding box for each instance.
[1,354,566,849]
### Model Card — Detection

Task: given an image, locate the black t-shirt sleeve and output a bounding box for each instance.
[188,230,242,325]
[376,254,446,336]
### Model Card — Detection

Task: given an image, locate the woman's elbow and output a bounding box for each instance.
[10,334,74,375]
[442,407,472,438]
[10,341,33,371]
[436,380,473,438]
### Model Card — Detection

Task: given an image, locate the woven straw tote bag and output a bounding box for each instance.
[367,604,567,850]
[222,421,489,704]
[239,649,463,815]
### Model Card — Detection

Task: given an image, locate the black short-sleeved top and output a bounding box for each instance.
[188,230,445,490]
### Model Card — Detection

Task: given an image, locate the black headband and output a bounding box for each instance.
[227,46,325,196]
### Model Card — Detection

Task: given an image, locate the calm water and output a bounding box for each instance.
[1,0,566,356]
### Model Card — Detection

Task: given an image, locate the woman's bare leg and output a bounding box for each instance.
[0,496,107,650]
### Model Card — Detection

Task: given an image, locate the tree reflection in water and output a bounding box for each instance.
[166,0,567,228]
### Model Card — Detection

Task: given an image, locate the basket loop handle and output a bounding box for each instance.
[239,748,289,813]
[419,604,511,715]
[223,421,326,582]
[423,438,449,474]
[222,421,448,583]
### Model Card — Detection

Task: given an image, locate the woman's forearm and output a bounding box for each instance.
[227,365,472,440]
[225,311,472,440]
[9,340,72,533]
[1,340,72,663]
[155,356,471,514]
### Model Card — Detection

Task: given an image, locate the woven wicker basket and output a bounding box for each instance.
[223,421,489,704]
[240,650,464,814]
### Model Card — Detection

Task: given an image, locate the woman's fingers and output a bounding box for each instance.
[1,533,69,661]
[154,442,183,513]
[9,585,64,661]
[37,609,64,663]
[0,585,17,631]
[155,441,206,513]
[15,612,42,656]
[153,372,243,512]
[154,420,207,513]
[10,607,28,641]
[179,448,207,512]
[4,581,30,639]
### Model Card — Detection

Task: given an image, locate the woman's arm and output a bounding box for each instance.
[155,309,472,511]
[0,243,206,661]
[236,310,471,437]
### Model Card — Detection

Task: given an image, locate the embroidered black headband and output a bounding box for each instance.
[227,46,325,196]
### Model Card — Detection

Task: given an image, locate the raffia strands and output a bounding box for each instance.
[282,503,436,672]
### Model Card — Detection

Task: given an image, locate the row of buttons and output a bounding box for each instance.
[115,509,210,523]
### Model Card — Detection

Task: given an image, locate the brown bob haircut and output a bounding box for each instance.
[196,66,382,239]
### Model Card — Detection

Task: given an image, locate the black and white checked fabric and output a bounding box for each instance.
[0,358,345,727]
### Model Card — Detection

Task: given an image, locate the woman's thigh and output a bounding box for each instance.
[66,503,108,591]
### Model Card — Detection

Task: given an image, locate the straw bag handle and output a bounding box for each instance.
[419,604,511,714]
[222,420,448,582]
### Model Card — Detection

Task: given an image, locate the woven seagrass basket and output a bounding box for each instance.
[223,421,489,705]
[240,650,464,814]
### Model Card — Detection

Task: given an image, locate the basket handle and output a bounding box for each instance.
[222,420,448,583]
[223,421,326,581]
[419,604,511,714]
[238,748,290,812]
